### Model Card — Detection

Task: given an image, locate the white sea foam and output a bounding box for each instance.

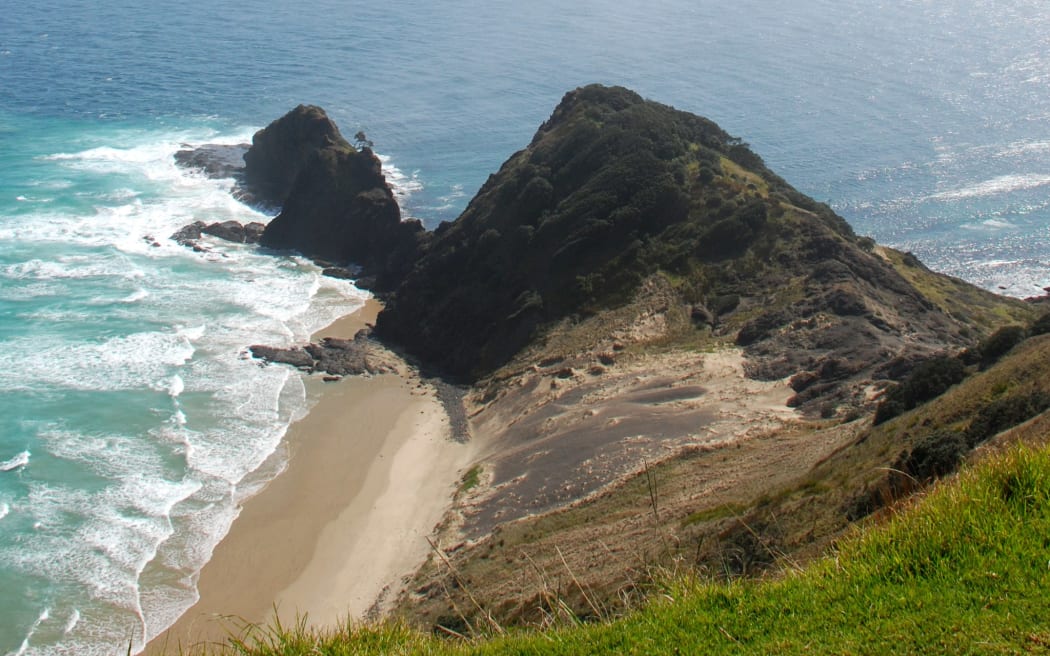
[0,503,9,520]
[4,134,266,259]
[14,607,51,656]
[377,153,424,206]
[168,375,184,398]
[63,609,81,635]
[1,125,369,655]
[961,218,1017,230]
[1,450,30,472]
[120,288,150,303]
[177,324,206,341]
[999,139,1050,157]
[1,255,145,282]
[0,330,195,393]
[929,173,1050,200]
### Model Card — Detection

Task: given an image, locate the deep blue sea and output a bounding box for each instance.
[1,1,1048,653]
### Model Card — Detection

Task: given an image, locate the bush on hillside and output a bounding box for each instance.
[965,391,1050,447]
[896,431,969,482]
[977,325,1027,368]
[1029,311,1050,337]
[873,356,968,425]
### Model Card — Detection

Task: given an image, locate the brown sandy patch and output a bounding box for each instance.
[455,348,796,540]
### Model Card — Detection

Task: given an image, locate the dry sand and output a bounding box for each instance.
[147,298,470,654]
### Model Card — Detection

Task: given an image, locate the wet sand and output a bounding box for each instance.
[147,298,469,654]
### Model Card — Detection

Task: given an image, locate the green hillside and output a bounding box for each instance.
[185,436,1050,655]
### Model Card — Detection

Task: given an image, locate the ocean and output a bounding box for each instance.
[1,0,1048,653]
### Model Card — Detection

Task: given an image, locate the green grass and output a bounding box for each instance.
[681,502,747,526]
[185,443,1050,655]
[459,465,482,494]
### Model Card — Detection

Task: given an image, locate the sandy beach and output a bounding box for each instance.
[147,298,470,654]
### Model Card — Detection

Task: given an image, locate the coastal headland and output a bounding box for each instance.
[154,85,1047,650]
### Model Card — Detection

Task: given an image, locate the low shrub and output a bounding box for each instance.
[977,324,1027,368]
[965,391,1050,446]
[873,356,967,425]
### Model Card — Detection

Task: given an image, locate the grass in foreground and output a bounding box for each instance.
[206,444,1050,655]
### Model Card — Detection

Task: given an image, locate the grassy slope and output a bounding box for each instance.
[189,439,1050,655]
[877,246,1037,335]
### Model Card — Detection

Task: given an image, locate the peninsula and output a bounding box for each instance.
[155,85,1049,654]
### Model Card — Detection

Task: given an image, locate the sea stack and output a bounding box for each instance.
[248,105,425,290]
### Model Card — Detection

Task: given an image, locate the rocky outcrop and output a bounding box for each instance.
[245,106,425,290]
[203,220,266,244]
[173,143,269,207]
[174,143,249,180]
[242,105,346,206]
[249,329,396,377]
[173,106,424,290]
[170,220,266,249]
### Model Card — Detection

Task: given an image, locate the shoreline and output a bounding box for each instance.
[147,297,470,654]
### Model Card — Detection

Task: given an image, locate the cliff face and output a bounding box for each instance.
[375,84,1016,409]
[249,105,424,290]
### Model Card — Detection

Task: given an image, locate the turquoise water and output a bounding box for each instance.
[1,1,1048,653]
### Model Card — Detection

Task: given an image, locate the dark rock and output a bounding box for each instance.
[353,275,378,290]
[736,310,789,347]
[825,288,868,316]
[807,260,854,284]
[249,330,393,377]
[244,105,424,290]
[242,105,346,206]
[172,220,267,248]
[322,266,357,280]
[789,370,820,393]
[244,222,266,243]
[174,143,249,180]
[248,345,314,369]
[690,305,714,326]
[201,220,266,244]
[708,294,740,317]
[202,220,249,243]
[171,221,206,246]
[553,367,576,379]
